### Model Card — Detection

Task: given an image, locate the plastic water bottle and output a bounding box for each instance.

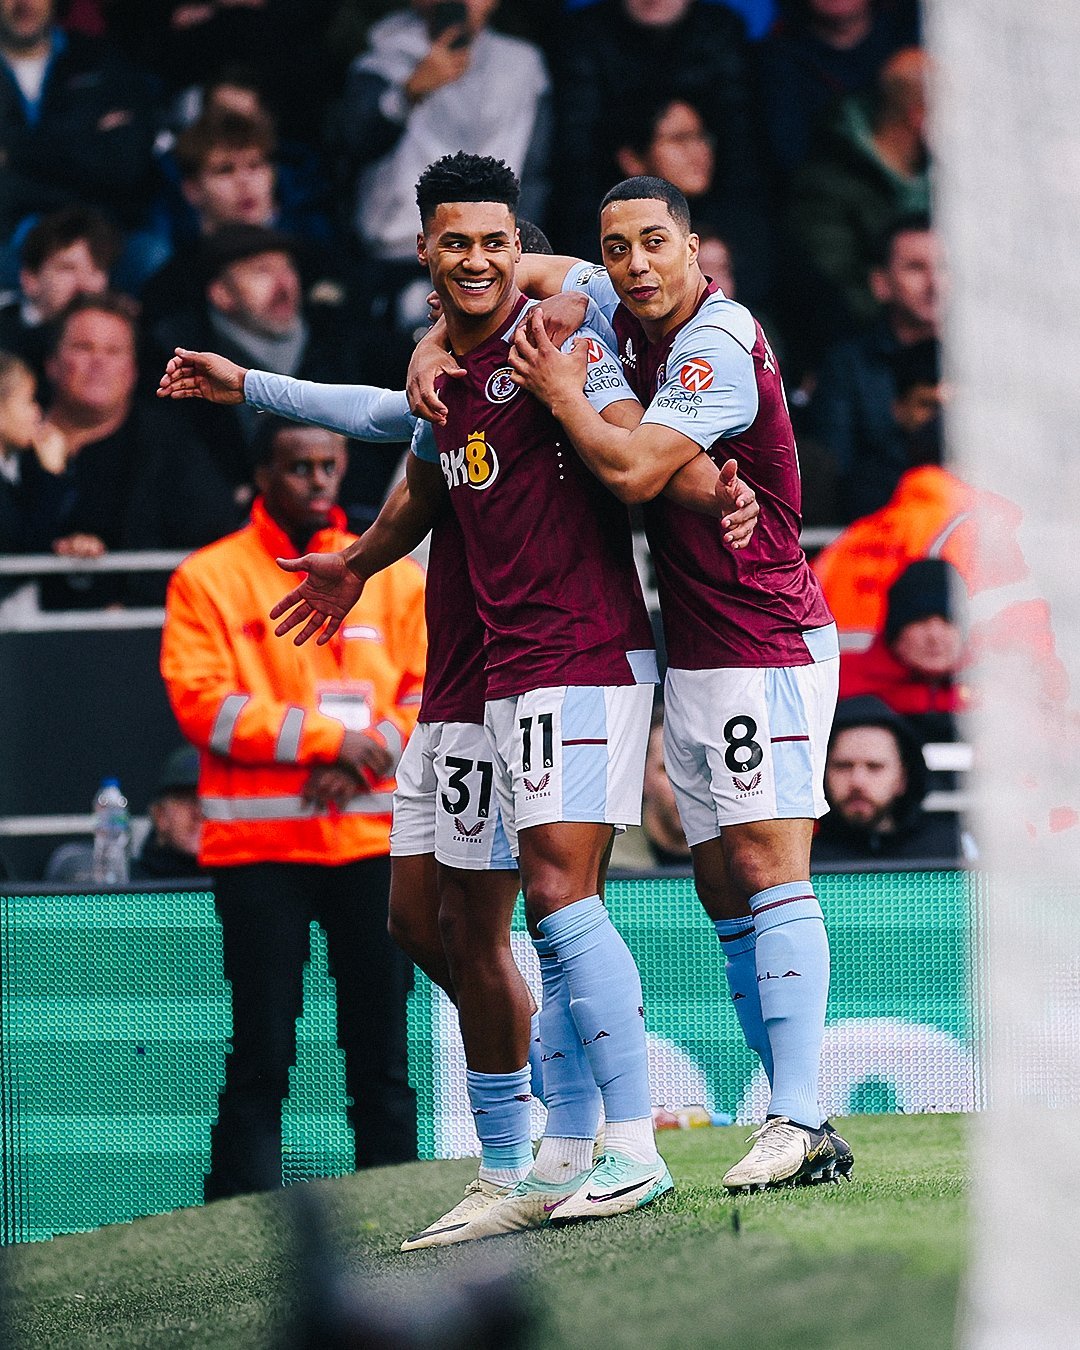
[91,778,131,885]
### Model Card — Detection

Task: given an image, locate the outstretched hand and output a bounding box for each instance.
[716,459,758,549]
[269,550,364,646]
[157,348,247,404]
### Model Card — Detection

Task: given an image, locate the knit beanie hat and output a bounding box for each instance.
[884,558,961,643]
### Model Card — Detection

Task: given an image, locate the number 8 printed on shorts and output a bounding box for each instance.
[723,715,763,773]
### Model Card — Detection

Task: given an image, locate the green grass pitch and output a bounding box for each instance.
[3,1113,967,1349]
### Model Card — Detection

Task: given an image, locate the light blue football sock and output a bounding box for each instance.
[526,1007,546,1106]
[532,935,600,1138]
[713,915,773,1083]
[537,895,652,1125]
[751,882,829,1129]
[465,1066,535,1181]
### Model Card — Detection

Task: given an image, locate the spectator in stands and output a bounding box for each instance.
[757,0,920,180]
[611,710,692,871]
[41,743,208,884]
[0,0,159,276]
[149,224,373,528]
[106,0,343,147]
[696,228,737,296]
[812,336,950,645]
[789,45,931,336]
[131,744,207,880]
[553,0,760,260]
[166,64,333,243]
[811,355,1070,718]
[839,557,969,742]
[332,1,550,381]
[141,109,341,329]
[0,208,120,381]
[161,413,425,1196]
[813,694,970,864]
[809,214,941,520]
[0,350,43,576]
[19,293,229,608]
[608,90,772,304]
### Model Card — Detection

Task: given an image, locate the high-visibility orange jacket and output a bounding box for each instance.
[160,500,426,867]
[813,462,1069,707]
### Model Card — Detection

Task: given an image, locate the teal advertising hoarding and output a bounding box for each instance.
[1,872,979,1243]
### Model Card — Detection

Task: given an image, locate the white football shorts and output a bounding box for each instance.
[390,720,516,871]
[663,632,839,844]
[483,683,654,852]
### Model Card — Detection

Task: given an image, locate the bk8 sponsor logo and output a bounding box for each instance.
[441,430,499,491]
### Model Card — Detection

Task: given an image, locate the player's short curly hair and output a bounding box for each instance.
[600,175,692,235]
[415,152,520,230]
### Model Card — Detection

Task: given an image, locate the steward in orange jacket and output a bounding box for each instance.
[159,418,426,1196]
[162,499,424,867]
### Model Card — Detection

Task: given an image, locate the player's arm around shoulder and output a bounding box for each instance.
[508,307,700,504]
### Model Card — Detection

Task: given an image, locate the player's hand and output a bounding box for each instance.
[270,550,364,646]
[529,291,589,349]
[508,306,589,409]
[302,764,362,812]
[405,27,471,103]
[338,728,394,784]
[157,348,247,404]
[716,459,758,550]
[406,329,465,425]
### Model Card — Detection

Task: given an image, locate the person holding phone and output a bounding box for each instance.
[333,1,552,377]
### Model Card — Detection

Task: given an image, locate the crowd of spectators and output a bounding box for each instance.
[0,0,931,567]
[0,0,984,866]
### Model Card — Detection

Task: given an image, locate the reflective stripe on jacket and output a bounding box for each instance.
[160,499,426,866]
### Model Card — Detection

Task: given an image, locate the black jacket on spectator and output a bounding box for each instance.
[0,32,160,237]
[148,301,401,533]
[0,304,50,384]
[552,0,770,293]
[130,835,206,882]
[19,399,223,609]
[809,314,909,522]
[756,0,920,181]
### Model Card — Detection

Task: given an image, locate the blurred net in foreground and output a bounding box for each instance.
[929,1,1080,1343]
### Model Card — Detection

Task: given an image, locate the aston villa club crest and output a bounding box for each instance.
[524,773,551,795]
[732,772,762,794]
[485,366,519,403]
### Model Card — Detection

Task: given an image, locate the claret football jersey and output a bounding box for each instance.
[413,293,656,699]
[564,263,833,669]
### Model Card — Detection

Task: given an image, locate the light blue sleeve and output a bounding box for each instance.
[640,313,759,448]
[409,418,439,464]
[565,322,637,415]
[243,370,416,441]
[561,260,621,326]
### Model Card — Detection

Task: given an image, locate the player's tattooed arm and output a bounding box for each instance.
[271,456,445,646]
